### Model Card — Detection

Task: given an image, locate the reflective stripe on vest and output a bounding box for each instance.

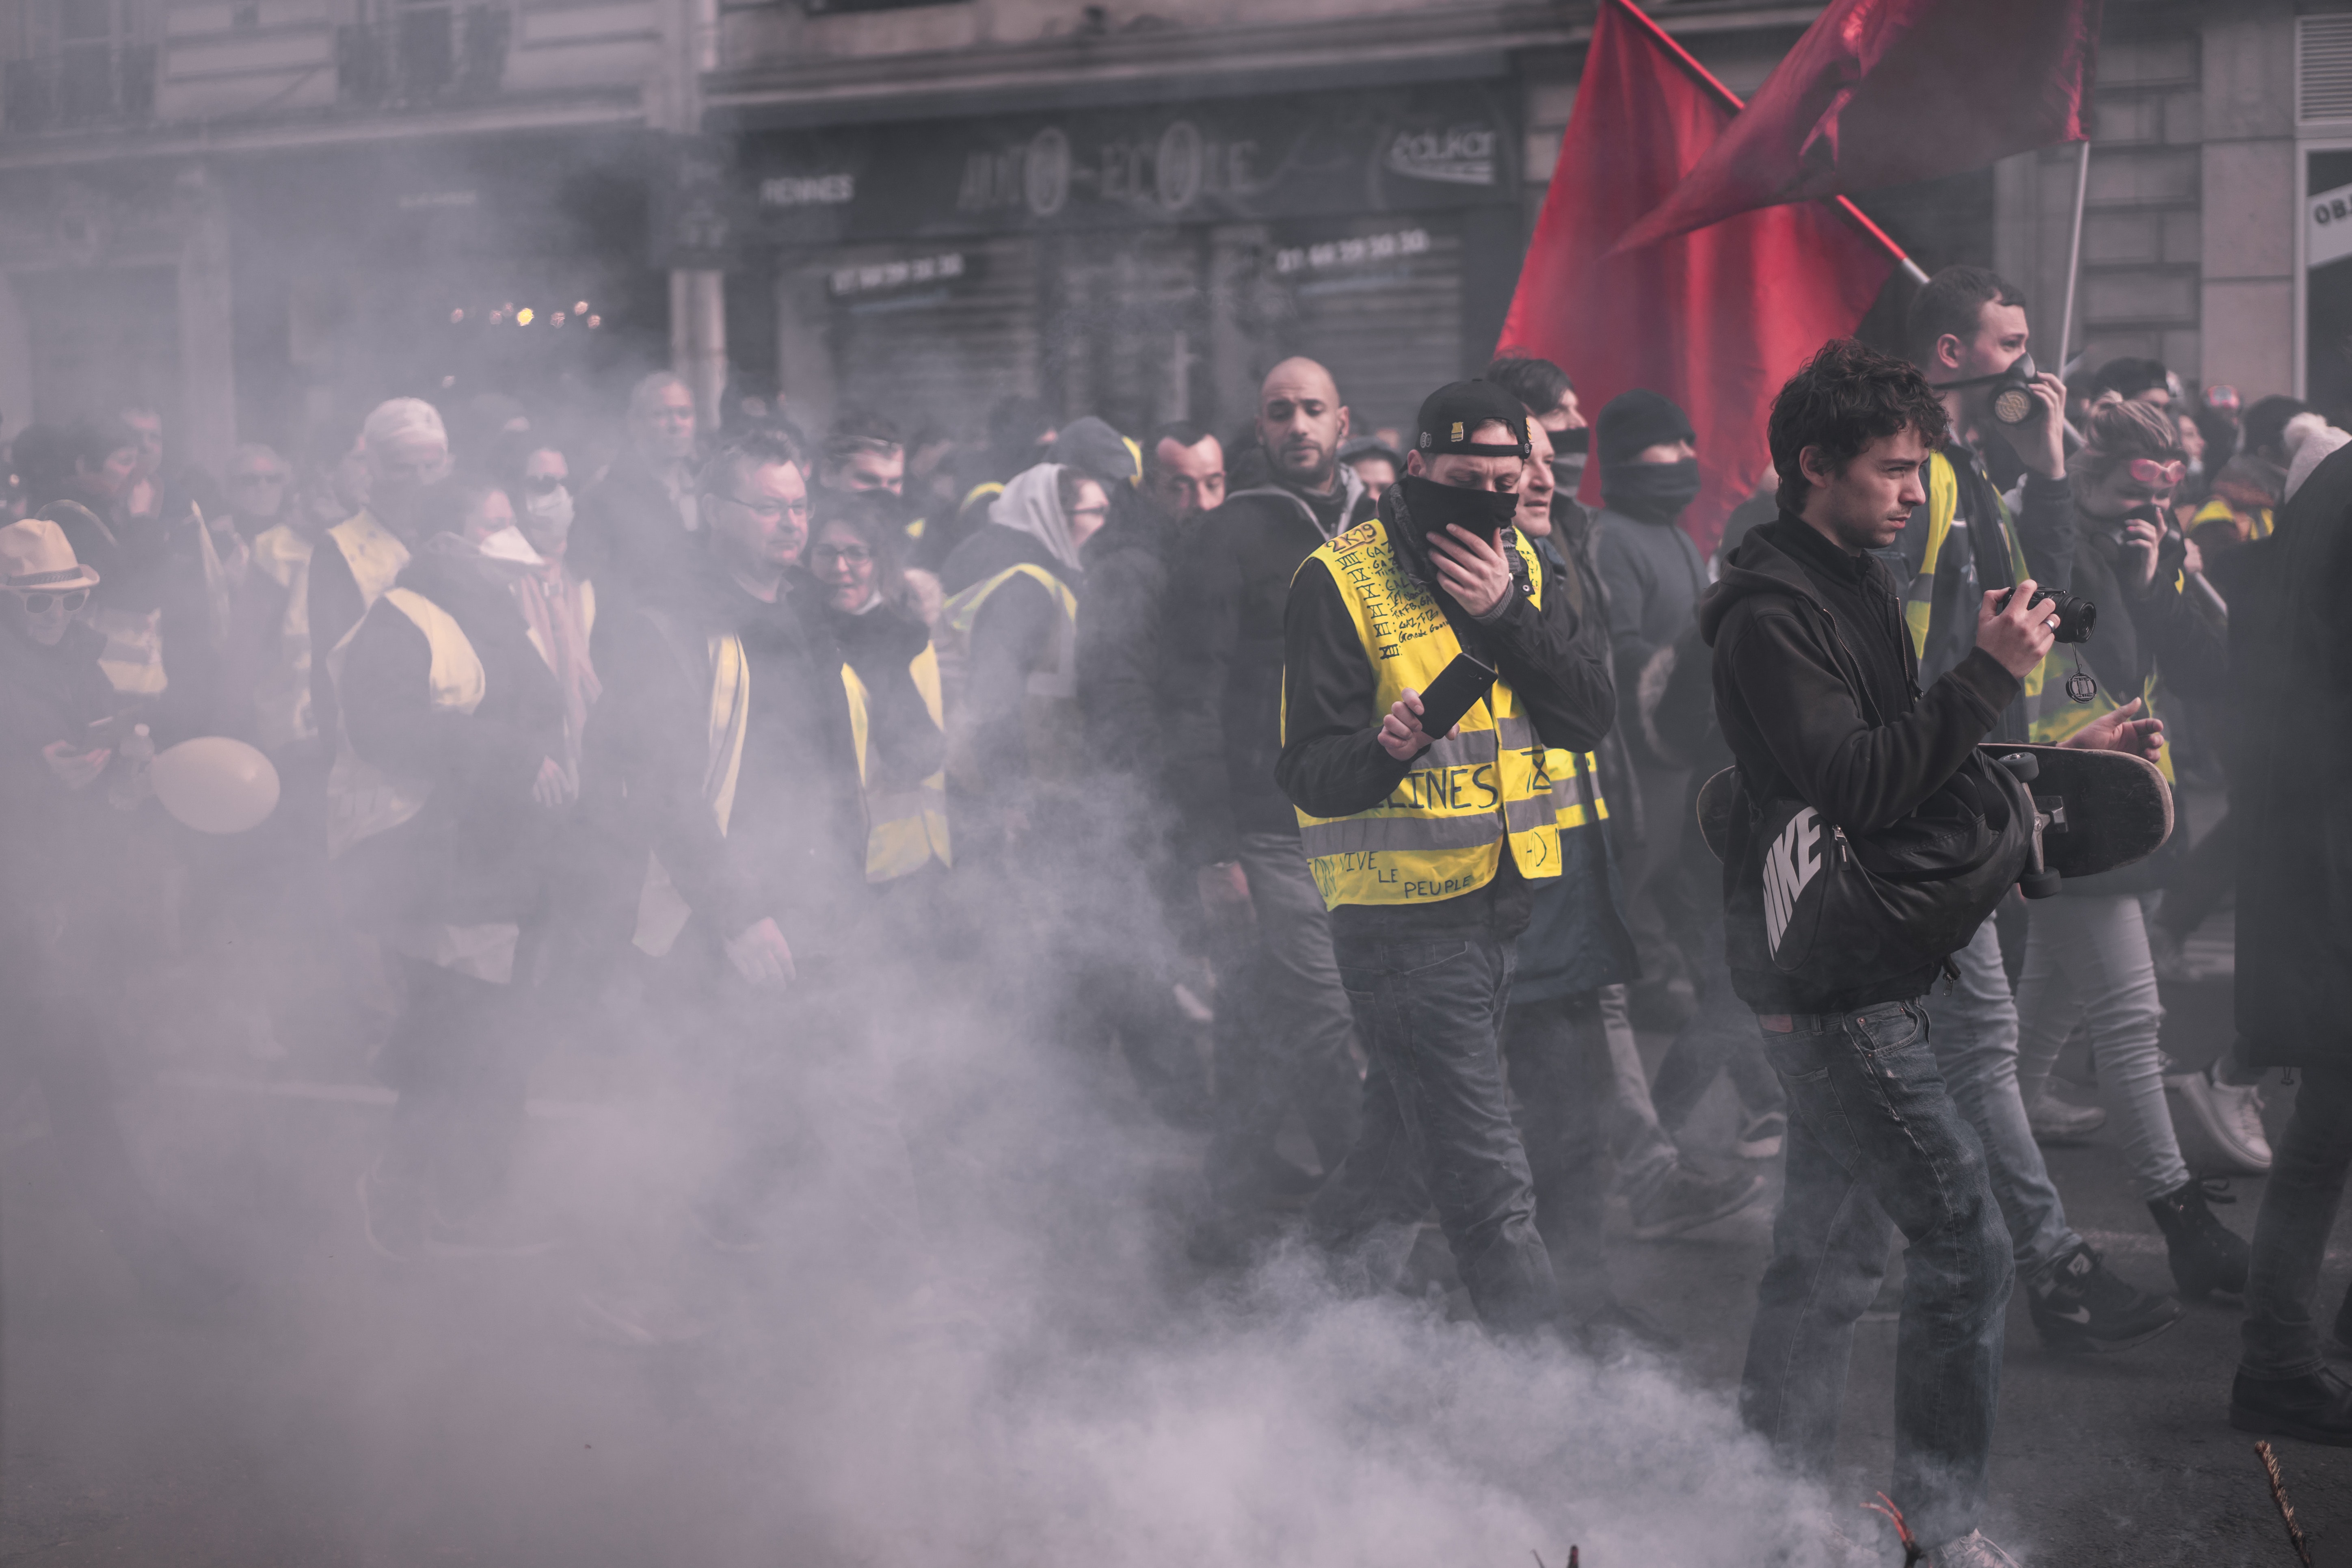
[1904,451,2045,719]
[325,587,486,860]
[846,641,953,883]
[328,511,412,614]
[1289,517,1587,911]
[633,632,752,957]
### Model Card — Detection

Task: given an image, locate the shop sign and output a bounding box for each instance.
[2311,179,2352,270]
[827,250,973,303]
[742,83,1515,246]
[1272,227,1432,275]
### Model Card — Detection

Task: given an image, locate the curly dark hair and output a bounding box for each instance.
[1768,340,1951,515]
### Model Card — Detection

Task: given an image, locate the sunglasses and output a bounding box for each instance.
[2126,458,2186,487]
[11,587,89,613]
[521,474,566,495]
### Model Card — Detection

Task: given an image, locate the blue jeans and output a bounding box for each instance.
[1309,923,1559,1335]
[1740,1000,2014,1551]
[2242,1066,2352,1380]
[1927,919,2083,1282]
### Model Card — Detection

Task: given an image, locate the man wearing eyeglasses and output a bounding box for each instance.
[589,430,864,998]
[1893,268,2186,1355]
[223,445,292,541]
[585,429,925,1267]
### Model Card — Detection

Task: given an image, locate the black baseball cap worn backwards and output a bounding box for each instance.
[1415,380,1534,460]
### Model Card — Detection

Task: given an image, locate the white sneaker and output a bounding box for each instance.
[2026,1093,2105,1145]
[1924,1530,2022,1568]
[2169,1065,2273,1174]
[1733,1109,1786,1159]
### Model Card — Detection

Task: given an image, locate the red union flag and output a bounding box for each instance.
[1497,0,1905,552]
[1613,0,2101,253]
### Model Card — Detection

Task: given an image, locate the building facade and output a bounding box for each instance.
[0,0,2338,469]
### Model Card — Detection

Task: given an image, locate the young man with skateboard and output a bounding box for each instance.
[1702,340,2060,1568]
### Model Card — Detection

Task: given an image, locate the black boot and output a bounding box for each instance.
[2232,1367,2352,1445]
[2148,1178,2250,1299]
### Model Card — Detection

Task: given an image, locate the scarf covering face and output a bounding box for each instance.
[987,463,1083,575]
[1604,459,1702,526]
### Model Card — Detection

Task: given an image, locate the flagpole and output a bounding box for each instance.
[2055,138,2091,371]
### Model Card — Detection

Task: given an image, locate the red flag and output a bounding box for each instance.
[1497,0,1902,553]
[1612,0,2100,253]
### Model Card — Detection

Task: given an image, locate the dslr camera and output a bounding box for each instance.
[1994,583,2095,644]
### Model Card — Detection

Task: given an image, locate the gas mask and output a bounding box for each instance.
[1940,351,2042,427]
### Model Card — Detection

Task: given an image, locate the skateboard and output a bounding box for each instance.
[1695,743,2171,898]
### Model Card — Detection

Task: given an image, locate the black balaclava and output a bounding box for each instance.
[1597,388,1699,526]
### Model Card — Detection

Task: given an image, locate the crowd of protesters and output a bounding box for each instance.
[0,254,2345,1562]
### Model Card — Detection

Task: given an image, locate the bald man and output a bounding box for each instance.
[571,371,704,611]
[1163,357,1377,1244]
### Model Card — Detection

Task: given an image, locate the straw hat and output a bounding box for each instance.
[0,516,100,593]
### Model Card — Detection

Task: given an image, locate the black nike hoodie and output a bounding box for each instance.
[1698,514,2018,1013]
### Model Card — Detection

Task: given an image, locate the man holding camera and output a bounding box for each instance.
[1706,340,2057,1568]
[1279,380,1615,1336]
[1900,266,2184,1354]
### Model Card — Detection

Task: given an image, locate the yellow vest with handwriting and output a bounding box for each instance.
[1288,517,1596,911]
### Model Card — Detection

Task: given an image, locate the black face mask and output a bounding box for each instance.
[1553,427,1591,455]
[1604,459,1702,524]
[1399,474,1520,547]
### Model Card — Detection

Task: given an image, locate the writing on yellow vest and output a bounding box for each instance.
[324,587,486,860]
[1288,517,1604,911]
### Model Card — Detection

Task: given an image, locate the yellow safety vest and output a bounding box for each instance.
[324,587,486,860]
[844,642,954,882]
[249,524,317,750]
[2026,568,2184,783]
[2191,493,2272,545]
[936,562,1083,790]
[1900,451,2047,719]
[328,510,413,615]
[1288,517,1604,911]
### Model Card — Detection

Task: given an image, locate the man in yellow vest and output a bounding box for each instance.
[585,430,925,1273]
[1278,380,1615,1335]
[1897,268,2182,1354]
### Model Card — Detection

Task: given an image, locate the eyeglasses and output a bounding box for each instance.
[2125,458,2186,487]
[811,544,872,566]
[711,491,809,526]
[10,587,88,613]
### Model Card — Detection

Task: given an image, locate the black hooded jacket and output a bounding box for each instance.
[1277,483,1617,939]
[1161,465,1375,865]
[1699,515,2017,1012]
[586,553,866,963]
[335,545,568,935]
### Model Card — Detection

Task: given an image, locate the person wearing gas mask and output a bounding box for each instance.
[1889,267,2187,1353]
[1279,380,1615,1337]
[333,475,571,1262]
[2013,398,2248,1303]
[1590,389,1707,1027]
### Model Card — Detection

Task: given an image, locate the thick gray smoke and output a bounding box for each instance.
[43,947,1881,1568]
